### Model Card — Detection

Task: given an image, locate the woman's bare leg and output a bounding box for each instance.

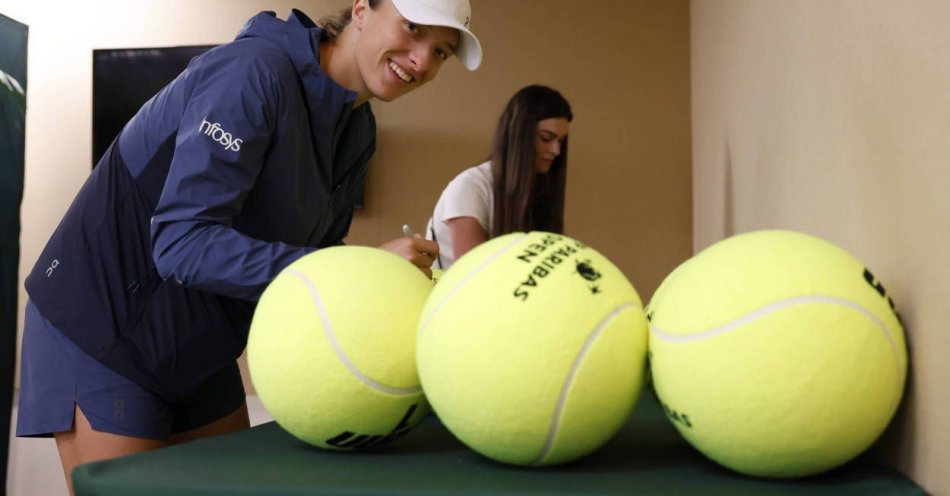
[54,405,167,496]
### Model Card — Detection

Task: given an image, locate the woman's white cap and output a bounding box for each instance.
[390,0,483,70]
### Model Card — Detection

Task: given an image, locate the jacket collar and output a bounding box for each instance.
[236,10,366,154]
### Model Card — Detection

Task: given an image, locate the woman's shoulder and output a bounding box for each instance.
[453,160,493,185]
[190,39,296,84]
[442,161,492,203]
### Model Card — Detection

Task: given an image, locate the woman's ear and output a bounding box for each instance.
[351,0,367,30]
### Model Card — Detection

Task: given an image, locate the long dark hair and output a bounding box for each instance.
[318,0,383,40]
[491,85,573,237]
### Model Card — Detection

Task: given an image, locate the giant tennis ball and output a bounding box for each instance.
[248,246,432,450]
[647,230,907,477]
[418,232,648,466]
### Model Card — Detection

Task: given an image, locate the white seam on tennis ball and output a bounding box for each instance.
[649,295,901,367]
[286,269,422,396]
[531,302,639,466]
[418,233,529,336]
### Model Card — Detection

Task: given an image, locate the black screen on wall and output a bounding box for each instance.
[92,45,215,166]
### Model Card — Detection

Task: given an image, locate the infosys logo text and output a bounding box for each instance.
[199,118,242,151]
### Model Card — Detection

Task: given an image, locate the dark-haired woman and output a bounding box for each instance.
[426,85,572,268]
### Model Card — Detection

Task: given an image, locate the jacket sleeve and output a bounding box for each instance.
[150,50,313,301]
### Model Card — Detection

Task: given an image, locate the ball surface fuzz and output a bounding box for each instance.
[648,230,907,477]
[248,246,432,450]
[417,232,649,466]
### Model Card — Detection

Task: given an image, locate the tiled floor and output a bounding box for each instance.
[5,395,274,496]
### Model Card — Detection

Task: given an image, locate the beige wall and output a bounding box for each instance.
[2,0,691,395]
[692,0,949,493]
[348,0,692,296]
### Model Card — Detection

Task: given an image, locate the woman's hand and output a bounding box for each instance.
[379,235,440,278]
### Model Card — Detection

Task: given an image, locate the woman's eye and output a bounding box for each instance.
[435,49,447,60]
[405,21,419,34]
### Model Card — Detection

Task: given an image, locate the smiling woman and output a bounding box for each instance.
[319,0,480,103]
[15,1,482,495]
[425,85,573,269]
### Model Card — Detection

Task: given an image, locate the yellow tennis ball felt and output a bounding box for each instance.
[647,230,907,478]
[248,246,432,450]
[418,232,649,466]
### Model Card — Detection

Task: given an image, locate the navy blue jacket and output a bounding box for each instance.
[24,10,375,402]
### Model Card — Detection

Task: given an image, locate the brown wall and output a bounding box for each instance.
[691,1,950,493]
[349,0,693,301]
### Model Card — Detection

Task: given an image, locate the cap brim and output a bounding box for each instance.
[454,28,482,71]
[390,1,483,70]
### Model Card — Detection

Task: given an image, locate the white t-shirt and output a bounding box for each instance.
[425,161,494,269]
